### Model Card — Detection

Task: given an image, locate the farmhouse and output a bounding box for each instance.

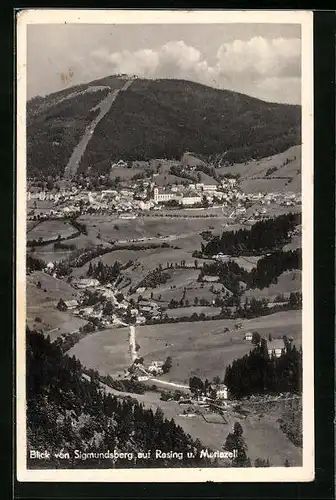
[72,278,100,289]
[64,300,79,310]
[215,384,228,400]
[147,365,163,375]
[136,315,146,325]
[148,360,164,369]
[131,366,150,381]
[57,298,79,311]
[138,300,160,313]
[244,332,253,341]
[267,339,286,358]
[45,262,55,273]
[79,306,94,317]
[202,275,220,283]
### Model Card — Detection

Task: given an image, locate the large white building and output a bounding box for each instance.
[153,187,179,203]
[181,195,202,206]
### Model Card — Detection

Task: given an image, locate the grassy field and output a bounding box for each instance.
[243,270,302,301]
[27,220,41,232]
[166,306,221,318]
[101,381,302,466]
[241,178,290,194]
[27,199,55,210]
[149,281,223,305]
[27,219,78,240]
[283,234,301,251]
[26,271,86,339]
[69,311,301,385]
[118,251,204,292]
[217,145,301,195]
[136,311,302,383]
[68,327,130,376]
[71,248,159,278]
[77,214,228,243]
[30,233,110,264]
[109,165,143,181]
[231,256,262,271]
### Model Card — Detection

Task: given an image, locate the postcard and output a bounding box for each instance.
[16,9,314,482]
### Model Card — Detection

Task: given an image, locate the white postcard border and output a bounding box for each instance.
[16,9,314,483]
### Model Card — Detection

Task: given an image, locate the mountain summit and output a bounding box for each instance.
[27,75,301,179]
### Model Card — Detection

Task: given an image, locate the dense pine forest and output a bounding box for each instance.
[26,329,211,469]
[224,339,302,399]
[26,254,45,272]
[87,260,122,284]
[202,213,301,256]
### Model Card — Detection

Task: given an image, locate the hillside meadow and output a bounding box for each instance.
[77,214,228,243]
[27,219,78,241]
[68,311,301,384]
[101,382,302,467]
[26,271,85,339]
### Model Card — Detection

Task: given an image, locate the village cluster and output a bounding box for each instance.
[50,263,287,398]
[27,156,301,222]
[54,274,159,328]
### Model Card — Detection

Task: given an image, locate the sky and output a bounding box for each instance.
[27,23,301,104]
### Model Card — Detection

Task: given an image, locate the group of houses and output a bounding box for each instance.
[243,331,288,358]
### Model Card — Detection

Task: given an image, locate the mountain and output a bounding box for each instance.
[27,75,301,179]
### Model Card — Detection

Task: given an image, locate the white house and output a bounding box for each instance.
[139,200,152,211]
[244,332,253,342]
[150,360,164,368]
[137,375,150,381]
[147,365,163,375]
[215,384,228,400]
[202,183,218,192]
[46,262,55,272]
[267,339,286,358]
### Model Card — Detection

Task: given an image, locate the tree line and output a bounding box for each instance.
[200,249,301,292]
[202,212,301,256]
[145,296,301,326]
[26,329,211,469]
[224,339,302,399]
[87,260,122,284]
[27,254,46,272]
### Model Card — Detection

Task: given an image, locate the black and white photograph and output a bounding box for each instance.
[16,9,314,482]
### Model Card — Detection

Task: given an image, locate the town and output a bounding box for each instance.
[27,153,301,223]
